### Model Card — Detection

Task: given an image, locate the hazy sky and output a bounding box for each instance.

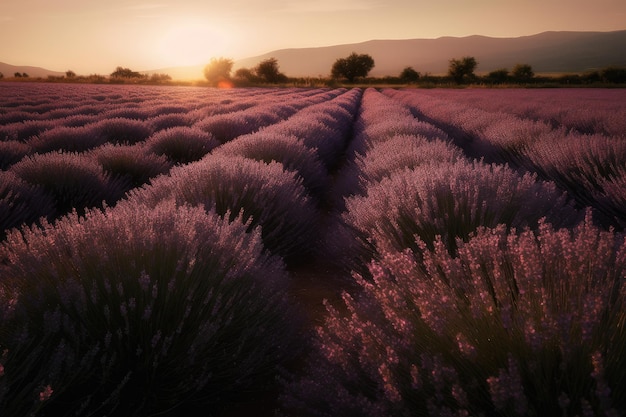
[1,0,625,74]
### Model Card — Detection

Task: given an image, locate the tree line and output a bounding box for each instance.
[202,54,626,86]
[3,55,625,86]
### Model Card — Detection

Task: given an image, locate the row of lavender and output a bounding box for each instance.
[384,88,626,230]
[282,89,626,416]
[1,85,346,238]
[0,85,360,415]
[1,85,625,416]
[410,88,626,137]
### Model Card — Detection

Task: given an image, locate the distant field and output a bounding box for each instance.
[1,83,625,416]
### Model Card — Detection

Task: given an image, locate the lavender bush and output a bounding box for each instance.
[215,132,331,204]
[127,154,320,265]
[10,152,128,216]
[0,171,56,239]
[0,141,30,170]
[0,200,300,416]
[27,125,108,153]
[86,117,153,145]
[89,143,172,190]
[344,160,577,257]
[352,135,465,194]
[144,126,219,165]
[283,213,626,416]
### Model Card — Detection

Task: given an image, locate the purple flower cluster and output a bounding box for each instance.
[0,200,299,416]
[385,88,626,230]
[284,214,626,416]
[1,83,625,416]
[338,89,577,261]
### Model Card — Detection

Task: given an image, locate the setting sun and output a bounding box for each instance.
[1,0,625,76]
[156,19,234,67]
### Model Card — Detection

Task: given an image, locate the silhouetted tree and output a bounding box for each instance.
[448,56,477,84]
[234,68,257,83]
[512,63,534,81]
[331,52,375,82]
[487,68,509,83]
[110,66,144,79]
[22,73,29,78]
[400,66,420,83]
[14,72,22,78]
[204,57,234,86]
[255,58,287,83]
[66,70,76,78]
[600,66,626,83]
[150,73,172,83]
[0,72,3,79]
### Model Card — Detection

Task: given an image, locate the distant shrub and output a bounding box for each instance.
[90,143,172,190]
[0,171,56,239]
[144,127,219,165]
[283,214,626,416]
[127,155,320,265]
[0,200,299,416]
[216,132,331,203]
[10,152,127,216]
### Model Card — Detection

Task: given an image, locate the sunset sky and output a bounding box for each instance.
[1,0,625,75]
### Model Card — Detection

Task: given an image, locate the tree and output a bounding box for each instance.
[203,57,234,86]
[331,52,375,82]
[66,70,76,78]
[0,72,3,79]
[149,73,172,83]
[487,68,509,84]
[400,66,420,83]
[22,73,29,78]
[512,63,534,81]
[14,72,22,78]
[600,66,626,83]
[448,56,478,84]
[110,66,144,79]
[234,68,257,83]
[255,58,287,83]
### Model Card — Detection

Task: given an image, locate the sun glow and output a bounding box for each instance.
[156,19,231,67]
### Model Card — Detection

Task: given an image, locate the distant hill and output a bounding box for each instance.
[233,30,626,78]
[4,30,625,81]
[0,62,64,78]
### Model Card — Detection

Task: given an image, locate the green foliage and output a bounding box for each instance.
[487,68,510,83]
[149,73,171,83]
[399,66,420,83]
[255,57,287,83]
[331,52,375,82]
[448,56,478,84]
[234,67,255,81]
[601,66,626,83]
[203,57,234,86]
[110,66,144,79]
[512,63,534,81]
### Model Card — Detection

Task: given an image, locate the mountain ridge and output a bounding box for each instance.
[152,30,626,80]
[3,30,625,80]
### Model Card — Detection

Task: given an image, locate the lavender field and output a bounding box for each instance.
[1,82,625,417]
